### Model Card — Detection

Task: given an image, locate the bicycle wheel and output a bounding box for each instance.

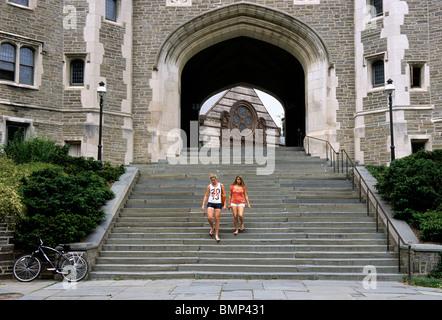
[60,253,88,282]
[13,255,42,282]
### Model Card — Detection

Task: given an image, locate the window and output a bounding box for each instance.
[372,60,384,87]
[411,140,427,153]
[230,102,257,133]
[0,43,16,81]
[65,141,81,157]
[6,121,28,144]
[0,34,41,87]
[105,0,117,21]
[370,0,383,17]
[19,47,34,85]
[410,65,422,88]
[70,59,84,86]
[0,43,36,85]
[9,0,29,6]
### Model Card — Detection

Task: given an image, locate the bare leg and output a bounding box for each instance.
[214,208,221,241]
[207,207,214,236]
[232,206,239,235]
[238,206,245,231]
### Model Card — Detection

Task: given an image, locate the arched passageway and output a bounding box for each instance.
[149,3,336,161]
[181,36,304,147]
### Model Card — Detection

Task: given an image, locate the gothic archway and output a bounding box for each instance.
[149,2,336,160]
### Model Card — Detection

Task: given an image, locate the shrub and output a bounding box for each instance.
[2,135,69,164]
[0,158,55,223]
[15,167,114,249]
[368,149,442,243]
[413,205,442,242]
[2,136,125,249]
[375,149,442,216]
[428,252,442,279]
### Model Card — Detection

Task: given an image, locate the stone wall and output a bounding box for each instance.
[0,0,440,165]
[355,0,441,165]
[0,0,132,164]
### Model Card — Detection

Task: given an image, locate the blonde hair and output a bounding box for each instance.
[209,173,218,180]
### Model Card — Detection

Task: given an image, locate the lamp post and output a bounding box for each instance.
[385,79,395,162]
[97,81,106,165]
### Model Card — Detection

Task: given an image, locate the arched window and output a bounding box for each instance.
[230,102,257,133]
[70,59,84,86]
[372,60,384,87]
[19,47,34,85]
[0,43,16,81]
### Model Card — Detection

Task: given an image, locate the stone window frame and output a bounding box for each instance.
[64,53,89,89]
[105,0,121,24]
[0,33,43,89]
[364,53,386,89]
[1,116,35,146]
[408,61,427,91]
[166,0,192,7]
[229,100,258,137]
[7,0,37,10]
[368,0,383,18]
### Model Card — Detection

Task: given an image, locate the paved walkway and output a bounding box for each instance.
[1,278,442,300]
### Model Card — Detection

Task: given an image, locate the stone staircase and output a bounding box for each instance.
[89,147,402,281]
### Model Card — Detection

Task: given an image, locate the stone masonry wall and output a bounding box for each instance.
[0,1,131,164]
[132,0,357,162]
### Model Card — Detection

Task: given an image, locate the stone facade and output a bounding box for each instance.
[0,0,440,165]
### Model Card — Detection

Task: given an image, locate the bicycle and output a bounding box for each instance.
[13,236,88,282]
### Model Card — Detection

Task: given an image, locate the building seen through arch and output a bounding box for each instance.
[199,86,281,148]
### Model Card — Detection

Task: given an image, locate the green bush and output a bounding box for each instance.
[15,167,114,248]
[368,149,442,243]
[428,252,442,279]
[0,158,55,223]
[1,136,126,249]
[2,135,69,164]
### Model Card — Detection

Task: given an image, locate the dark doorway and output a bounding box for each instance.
[181,36,305,147]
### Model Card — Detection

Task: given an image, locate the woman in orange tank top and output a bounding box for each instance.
[228,175,251,235]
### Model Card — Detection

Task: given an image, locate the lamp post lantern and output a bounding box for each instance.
[97,81,106,165]
[385,79,395,162]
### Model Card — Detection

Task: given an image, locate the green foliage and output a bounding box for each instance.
[15,167,114,248]
[2,135,69,164]
[0,158,55,223]
[1,136,126,249]
[428,252,442,279]
[367,149,442,243]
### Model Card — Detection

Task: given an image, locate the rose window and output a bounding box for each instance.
[232,105,254,132]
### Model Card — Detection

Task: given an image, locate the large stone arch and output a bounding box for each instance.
[148,2,338,161]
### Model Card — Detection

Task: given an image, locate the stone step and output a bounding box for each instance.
[88,270,403,281]
[90,147,400,281]
[105,236,387,245]
[94,256,397,267]
[97,250,397,260]
[100,243,389,253]
[107,232,386,240]
[91,263,399,274]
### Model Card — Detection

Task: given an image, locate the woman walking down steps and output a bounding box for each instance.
[228,175,251,235]
[201,173,226,242]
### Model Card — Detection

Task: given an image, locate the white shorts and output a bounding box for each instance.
[230,203,245,207]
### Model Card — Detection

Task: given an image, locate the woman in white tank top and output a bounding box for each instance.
[201,173,226,242]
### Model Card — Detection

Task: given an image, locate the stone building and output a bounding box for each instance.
[199,86,281,148]
[0,0,440,165]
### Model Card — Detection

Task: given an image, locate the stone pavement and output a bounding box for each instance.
[1,278,442,301]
